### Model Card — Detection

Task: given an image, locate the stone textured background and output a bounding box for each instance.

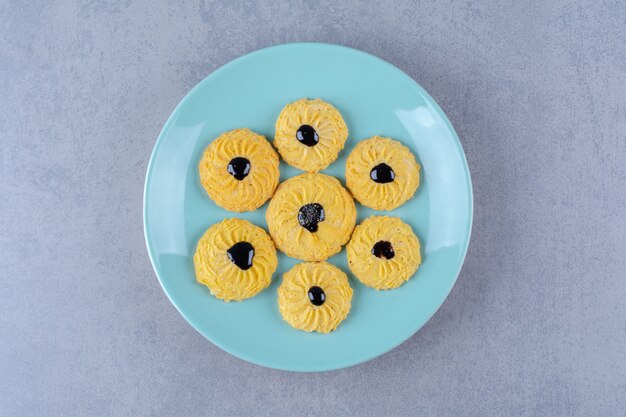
[1,1,625,416]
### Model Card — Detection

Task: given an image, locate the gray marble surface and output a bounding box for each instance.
[1,1,625,416]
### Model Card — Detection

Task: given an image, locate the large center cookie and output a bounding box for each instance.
[274,98,349,172]
[266,173,356,261]
[278,262,353,333]
[194,218,278,301]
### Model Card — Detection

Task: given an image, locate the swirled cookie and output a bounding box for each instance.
[194,218,277,301]
[199,128,280,212]
[266,173,356,261]
[346,136,420,210]
[346,216,421,290]
[274,98,348,172]
[278,262,353,333]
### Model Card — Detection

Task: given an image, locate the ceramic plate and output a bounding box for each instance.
[144,43,472,371]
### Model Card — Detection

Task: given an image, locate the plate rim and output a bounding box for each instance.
[143,42,474,372]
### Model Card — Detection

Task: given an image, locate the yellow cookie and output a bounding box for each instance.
[194,218,277,301]
[346,136,420,210]
[266,173,356,261]
[274,98,348,172]
[278,262,353,333]
[346,216,421,290]
[199,128,280,212]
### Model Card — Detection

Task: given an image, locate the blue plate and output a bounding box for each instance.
[144,43,473,372]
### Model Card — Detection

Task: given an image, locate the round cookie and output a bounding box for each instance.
[266,173,356,261]
[278,262,353,333]
[194,218,277,302]
[346,136,420,210]
[199,128,280,212]
[346,216,421,290]
[274,98,348,172]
